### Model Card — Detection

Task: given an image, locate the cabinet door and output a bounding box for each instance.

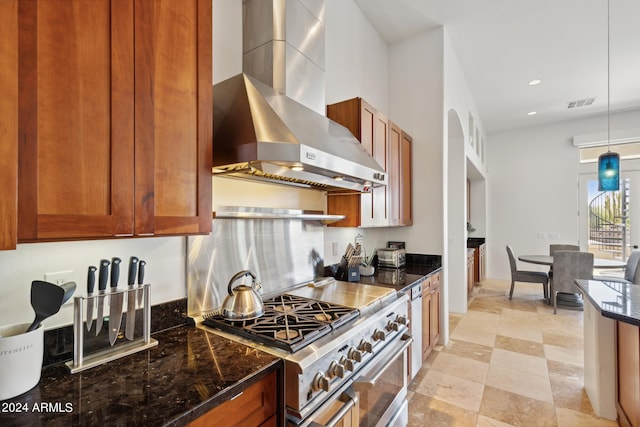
[617,321,640,426]
[422,277,432,361]
[400,131,413,225]
[18,0,135,241]
[134,0,212,236]
[361,111,388,227]
[0,0,19,250]
[430,274,440,347]
[388,122,401,226]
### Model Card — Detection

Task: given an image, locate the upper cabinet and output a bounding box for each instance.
[0,0,19,250]
[14,0,211,244]
[326,97,412,228]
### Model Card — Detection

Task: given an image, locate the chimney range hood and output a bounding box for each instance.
[212,73,387,192]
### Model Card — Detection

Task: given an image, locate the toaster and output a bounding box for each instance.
[377,248,406,268]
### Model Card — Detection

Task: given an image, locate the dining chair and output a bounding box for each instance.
[548,244,580,278]
[597,249,640,284]
[506,245,549,300]
[551,250,593,314]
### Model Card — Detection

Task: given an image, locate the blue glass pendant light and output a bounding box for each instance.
[598,0,620,192]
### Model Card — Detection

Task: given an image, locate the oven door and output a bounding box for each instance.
[300,382,359,427]
[353,334,413,427]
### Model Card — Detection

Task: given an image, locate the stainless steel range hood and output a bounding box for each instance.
[212,74,387,191]
[212,0,387,192]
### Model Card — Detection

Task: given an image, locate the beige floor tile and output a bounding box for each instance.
[414,369,485,412]
[490,348,549,378]
[408,393,479,427]
[549,372,595,415]
[541,331,583,349]
[476,415,516,427]
[544,343,584,367]
[431,352,490,384]
[555,407,618,427]
[451,311,500,347]
[443,338,494,364]
[546,360,583,382]
[497,309,543,343]
[494,335,545,358]
[485,364,553,403]
[479,386,557,427]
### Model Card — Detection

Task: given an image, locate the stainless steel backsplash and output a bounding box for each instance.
[187,207,325,317]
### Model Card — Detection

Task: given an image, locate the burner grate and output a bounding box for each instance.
[202,293,359,352]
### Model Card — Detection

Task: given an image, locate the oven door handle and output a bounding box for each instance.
[308,387,358,427]
[353,335,413,391]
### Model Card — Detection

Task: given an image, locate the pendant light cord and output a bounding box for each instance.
[607,0,611,153]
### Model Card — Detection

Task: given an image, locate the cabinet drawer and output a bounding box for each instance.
[188,371,277,427]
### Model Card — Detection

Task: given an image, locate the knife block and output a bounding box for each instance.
[66,284,158,374]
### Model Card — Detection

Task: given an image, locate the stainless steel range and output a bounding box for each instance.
[199,279,411,426]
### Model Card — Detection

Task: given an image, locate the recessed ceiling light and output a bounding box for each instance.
[527,111,537,116]
[529,79,541,86]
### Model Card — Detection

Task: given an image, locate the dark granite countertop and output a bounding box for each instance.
[467,237,486,248]
[0,326,281,427]
[359,255,442,293]
[576,279,640,327]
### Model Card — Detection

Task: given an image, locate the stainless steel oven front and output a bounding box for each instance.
[353,333,412,426]
[301,332,412,427]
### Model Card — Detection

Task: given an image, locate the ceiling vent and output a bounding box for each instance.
[566,97,596,109]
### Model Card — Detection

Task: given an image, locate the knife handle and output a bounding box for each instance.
[111,257,122,289]
[98,259,110,292]
[127,256,139,286]
[87,266,97,294]
[138,260,146,285]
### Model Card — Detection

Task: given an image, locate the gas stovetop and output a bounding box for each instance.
[202,294,359,352]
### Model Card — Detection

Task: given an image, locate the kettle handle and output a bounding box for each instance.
[227,270,257,295]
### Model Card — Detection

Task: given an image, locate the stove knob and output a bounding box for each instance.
[386,321,399,331]
[359,340,373,353]
[340,356,354,371]
[312,372,330,392]
[396,315,408,325]
[328,361,345,378]
[348,347,362,362]
[373,329,386,341]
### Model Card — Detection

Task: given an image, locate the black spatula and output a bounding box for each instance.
[26,280,76,332]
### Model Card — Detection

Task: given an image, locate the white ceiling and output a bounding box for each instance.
[353,0,640,133]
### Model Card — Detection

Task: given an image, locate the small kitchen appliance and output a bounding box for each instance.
[377,248,406,268]
[0,322,44,400]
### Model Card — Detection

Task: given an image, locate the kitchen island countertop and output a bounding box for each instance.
[0,326,281,427]
[575,279,640,327]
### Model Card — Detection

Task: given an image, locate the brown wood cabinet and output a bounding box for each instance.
[617,321,640,427]
[14,0,211,243]
[188,371,278,427]
[421,275,432,361]
[0,0,19,250]
[467,249,475,297]
[326,97,388,227]
[429,271,441,348]
[472,243,486,284]
[388,122,412,226]
[422,271,441,361]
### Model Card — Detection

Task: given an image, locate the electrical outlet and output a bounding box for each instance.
[44,270,74,286]
[331,242,339,257]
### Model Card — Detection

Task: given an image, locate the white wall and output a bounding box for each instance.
[487,108,640,280]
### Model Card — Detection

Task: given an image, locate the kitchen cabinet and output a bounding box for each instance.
[421,271,441,361]
[326,97,388,227]
[617,320,640,427]
[467,249,475,297]
[473,243,486,284]
[14,0,212,243]
[389,122,413,226]
[0,0,18,250]
[421,275,432,361]
[429,271,441,348]
[188,370,278,427]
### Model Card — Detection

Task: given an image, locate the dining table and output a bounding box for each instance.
[518,254,627,269]
[517,254,627,308]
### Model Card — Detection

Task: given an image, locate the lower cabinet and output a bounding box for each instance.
[421,271,441,362]
[617,321,640,427]
[467,249,475,297]
[188,371,278,427]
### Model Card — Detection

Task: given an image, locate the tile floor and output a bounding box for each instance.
[407,279,620,427]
